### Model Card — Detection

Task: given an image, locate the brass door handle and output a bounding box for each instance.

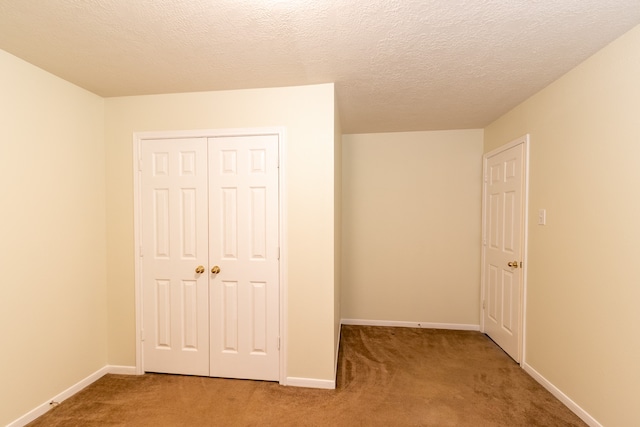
[507,261,519,268]
[211,266,221,274]
[195,265,205,274]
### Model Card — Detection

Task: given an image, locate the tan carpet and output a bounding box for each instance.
[27,326,586,426]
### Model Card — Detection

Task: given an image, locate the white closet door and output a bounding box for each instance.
[208,134,280,381]
[141,138,210,376]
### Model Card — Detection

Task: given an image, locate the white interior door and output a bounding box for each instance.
[209,135,280,381]
[141,138,210,376]
[140,132,280,381]
[482,139,526,362]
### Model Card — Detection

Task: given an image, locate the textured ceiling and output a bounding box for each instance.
[1,1,639,133]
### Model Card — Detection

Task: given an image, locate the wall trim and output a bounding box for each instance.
[107,365,138,375]
[523,363,602,427]
[341,318,480,331]
[278,127,289,386]
[10,361,599,426]
[334,323,342,379]
[7,365,138,427]
[286,377,336,390]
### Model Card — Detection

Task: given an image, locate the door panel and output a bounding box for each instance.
[222,280,239,351]
[141,138,209,376]
[483,142,525,362]
[209,135,280,381]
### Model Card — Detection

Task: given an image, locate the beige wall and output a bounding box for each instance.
[0,51,107,426]
[484,24,640,427]
[104,84,339,381]
[341,130,483,325]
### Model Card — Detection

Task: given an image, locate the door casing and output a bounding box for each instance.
[133,127,288,384]
[480,134,529,365]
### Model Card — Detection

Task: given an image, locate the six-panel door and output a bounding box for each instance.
[483,142,524,362]
[141,134,279,381]
[141,137,210,375]
[209,135,279,381]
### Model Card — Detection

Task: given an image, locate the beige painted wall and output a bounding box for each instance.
[104,84,339,381]
[0,50,107,426]
[341,130,483,325]
[484,24,640,427]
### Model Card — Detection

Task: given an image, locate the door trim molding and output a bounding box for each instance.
[132,127,288,384]
[480,134,530,366]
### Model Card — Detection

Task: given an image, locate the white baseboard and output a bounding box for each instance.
[8,358,599,426]
[7,365,138,427]
[7,366,109,427]
[341,318,480,331]
[107,365,138,375]
[286,377,335,390]
[288,319,477,390]
[523,363,602,427]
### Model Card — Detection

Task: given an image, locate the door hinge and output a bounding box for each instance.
[482,300,486,310]
[277,247,280,260]
[141,329,145,342]
[138,159,143,171]
[139,245,144,257]
[277,336,280,350]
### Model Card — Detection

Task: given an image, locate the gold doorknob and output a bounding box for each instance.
[507,261,519,268]
[211,266,221,274]
[195,265,205,274]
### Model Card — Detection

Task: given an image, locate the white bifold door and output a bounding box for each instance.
[141,134,279,381]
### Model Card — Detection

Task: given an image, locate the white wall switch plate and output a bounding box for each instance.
[538,209,546,225]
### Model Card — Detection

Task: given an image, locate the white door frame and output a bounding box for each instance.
[480,134,530,366]
[133,127,288,384]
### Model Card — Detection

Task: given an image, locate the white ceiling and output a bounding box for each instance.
[1,1,639,133]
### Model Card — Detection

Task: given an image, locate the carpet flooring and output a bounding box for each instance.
[27,326,586,426]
